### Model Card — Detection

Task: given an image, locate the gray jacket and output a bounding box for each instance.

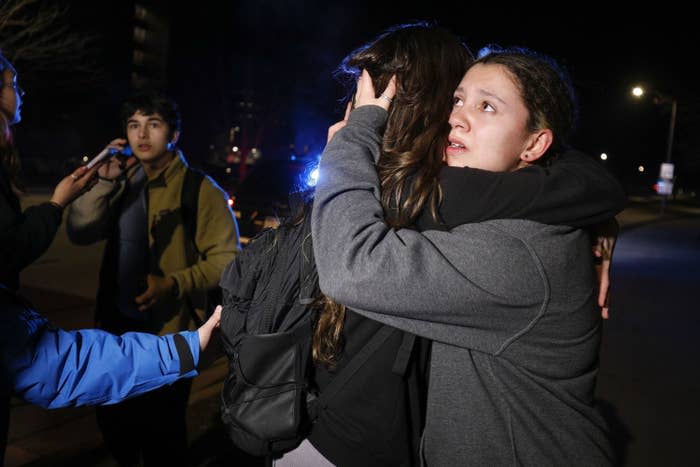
[311,106,614,466]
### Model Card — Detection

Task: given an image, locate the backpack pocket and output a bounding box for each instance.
[221,325,313,457]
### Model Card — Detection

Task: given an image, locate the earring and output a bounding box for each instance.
[167,142,175,151]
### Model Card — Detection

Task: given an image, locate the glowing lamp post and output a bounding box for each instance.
[631,85,677,210]
[631,86,677,165]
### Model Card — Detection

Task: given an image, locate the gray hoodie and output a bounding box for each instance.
[311,106,614,466]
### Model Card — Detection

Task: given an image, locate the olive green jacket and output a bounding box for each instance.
[67,152,240,334]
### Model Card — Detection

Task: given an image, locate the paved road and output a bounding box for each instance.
[596,203,700,466]
[6,194,700,466]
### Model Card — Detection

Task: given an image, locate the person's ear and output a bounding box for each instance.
[520,129,553,164]
[168,130,180,151]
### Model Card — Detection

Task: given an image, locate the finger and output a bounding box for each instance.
[355,69,377,107]
[69,166,88,181]
[343,100,352,120]
[81,164,100,180]
[601,307,609,320]
[597,277,609,308]
[598,259,611,306]
[109,138,128,147]
[382,75,397,101]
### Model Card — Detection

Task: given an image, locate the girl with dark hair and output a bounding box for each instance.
[221,23,623,467]
[0,52,98,291]
[312,45,621,465]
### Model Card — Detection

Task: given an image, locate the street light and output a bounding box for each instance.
[631,85,678,211]
[631,85,677,165]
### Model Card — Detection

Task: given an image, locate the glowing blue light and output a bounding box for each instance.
[306,166,320,187]
[290,155,297,161]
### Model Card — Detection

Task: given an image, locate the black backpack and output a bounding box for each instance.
[218,203,417,458]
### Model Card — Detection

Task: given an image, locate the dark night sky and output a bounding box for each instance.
[13,0,700,190]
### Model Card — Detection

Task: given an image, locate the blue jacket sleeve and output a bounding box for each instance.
[1,305,200,409]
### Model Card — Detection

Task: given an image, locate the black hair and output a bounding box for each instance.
[120,91,181,138]
[474,45,578,159]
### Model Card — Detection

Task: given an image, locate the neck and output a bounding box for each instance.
[142,151,175,179]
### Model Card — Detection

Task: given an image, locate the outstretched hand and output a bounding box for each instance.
[50,164,100,208]
[198,305,222,352]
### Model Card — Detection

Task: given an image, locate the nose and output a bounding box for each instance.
[448,106,469,131]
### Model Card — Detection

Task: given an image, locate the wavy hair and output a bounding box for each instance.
[314,23,472,366]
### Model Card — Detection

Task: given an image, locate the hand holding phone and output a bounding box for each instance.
[87,139,136,180]
[86,144,132,170]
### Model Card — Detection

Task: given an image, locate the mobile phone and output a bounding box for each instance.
[85,145,132,169]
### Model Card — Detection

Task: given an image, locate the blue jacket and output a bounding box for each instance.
[1,287,199,409]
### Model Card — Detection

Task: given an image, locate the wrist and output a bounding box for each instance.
[48,196,66,209]
[48,200,65,211]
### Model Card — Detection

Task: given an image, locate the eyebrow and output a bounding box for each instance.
[454,86,508,107]
[127,117,165,124]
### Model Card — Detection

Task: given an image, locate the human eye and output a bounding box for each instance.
[149,121,161,129]
[479,101,495,112]
[452,96,464,107]
[127,122,139,130]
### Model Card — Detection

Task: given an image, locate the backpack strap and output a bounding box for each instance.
[308,325,396,420]
[392,331,416,375]
[181,167,205,259]
[180,167,208,327]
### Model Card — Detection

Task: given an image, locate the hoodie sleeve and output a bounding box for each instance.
[311,106,547,352]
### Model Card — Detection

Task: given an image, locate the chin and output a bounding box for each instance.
[445,153,470,168]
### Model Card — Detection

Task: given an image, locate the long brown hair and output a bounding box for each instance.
[0,52,22,192]
[313,23,472,366]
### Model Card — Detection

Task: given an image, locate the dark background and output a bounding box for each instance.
[10,0,699,193]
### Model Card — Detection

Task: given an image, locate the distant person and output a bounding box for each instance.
[67,91,240,466]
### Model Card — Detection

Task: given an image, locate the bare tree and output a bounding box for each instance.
[0,0,100,79]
